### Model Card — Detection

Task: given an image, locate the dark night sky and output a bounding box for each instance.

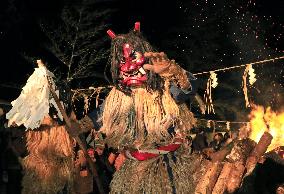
[0,0,283,120]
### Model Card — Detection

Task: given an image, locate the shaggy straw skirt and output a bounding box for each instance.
[110,149,207,194]
[21,124,74,194]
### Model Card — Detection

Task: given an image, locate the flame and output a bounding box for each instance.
[249,105,284,152]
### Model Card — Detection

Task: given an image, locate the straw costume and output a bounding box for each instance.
[21,116,74,194]
[6,65,75,194]
[72,22,207,193]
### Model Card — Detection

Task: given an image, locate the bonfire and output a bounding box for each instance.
[195,105,284,194]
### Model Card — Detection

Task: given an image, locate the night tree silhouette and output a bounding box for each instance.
[39,0,115,84]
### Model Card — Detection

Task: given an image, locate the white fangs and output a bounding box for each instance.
[139,67,146,75]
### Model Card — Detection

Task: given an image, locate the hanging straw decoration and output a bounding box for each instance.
[207,120,211,128]
[83,94,90,116]
[204,77,213,113]
[95,87,102,108]
[212,121,216,135]
[242,64,257,108]
[226,121,230,131]
[242,65,250,107]
[71,86,112,115]
[204,71,218,114]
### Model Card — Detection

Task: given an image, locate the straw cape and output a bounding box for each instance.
[111,150,207,194]
[95,80,206,193]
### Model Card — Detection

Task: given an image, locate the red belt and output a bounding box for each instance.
[125,139,183,161]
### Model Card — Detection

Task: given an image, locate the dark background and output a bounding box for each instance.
[0,0,283,121]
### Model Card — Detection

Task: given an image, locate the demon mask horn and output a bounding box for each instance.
[106,22,141,39]
[107,29,116,39]
[134,22,140,32]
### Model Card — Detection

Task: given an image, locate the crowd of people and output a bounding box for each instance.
[184,127,234,154]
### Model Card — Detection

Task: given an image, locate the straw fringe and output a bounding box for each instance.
[102,81,198,193]
[110,149,206,194]
[100,83,196,150]
[22,121,74,194]
[242,65,250,107]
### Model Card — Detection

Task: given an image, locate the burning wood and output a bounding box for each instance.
[226,139,256,164]
[195,143,236,194]
[249,105,284,152]
[212,162,233,194]
[209,142,234,162]
[195,161,223,194]
[212,139,255,194]
[226,162,246,193]
[210,132,273,193]
[245,131,273,176]
[196,105,281,193]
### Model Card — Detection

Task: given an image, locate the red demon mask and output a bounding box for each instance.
[107,22,147,87]
[118,43,147,86]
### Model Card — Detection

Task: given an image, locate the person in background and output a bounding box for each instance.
[209,132,224,151]
[192,128,208,152]
[221,132,232,147]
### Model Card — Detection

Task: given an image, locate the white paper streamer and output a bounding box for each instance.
[210,71,218,88]
[247,64,257,85]
[6,61,63,130]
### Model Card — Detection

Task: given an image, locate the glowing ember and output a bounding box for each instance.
[249,105,284,152]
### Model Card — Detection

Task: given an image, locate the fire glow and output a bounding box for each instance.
[249,105,284,152]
